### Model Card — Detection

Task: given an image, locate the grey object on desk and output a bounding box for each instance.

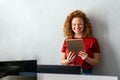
[1,76,37,80]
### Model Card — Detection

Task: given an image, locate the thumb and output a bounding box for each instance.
[84,49,86,52]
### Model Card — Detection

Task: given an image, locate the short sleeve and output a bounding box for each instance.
[93,38,100,53]
[61,39,67,53]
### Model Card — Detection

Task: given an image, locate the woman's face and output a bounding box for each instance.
[71,17,84,34]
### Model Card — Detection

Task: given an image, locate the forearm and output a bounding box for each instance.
[78,51,100,66]
[61,59,69,65]
[84,56,99,66]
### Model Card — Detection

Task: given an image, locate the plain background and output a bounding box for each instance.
[0,0,120,79]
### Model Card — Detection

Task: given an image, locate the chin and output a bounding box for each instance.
[75,32,81,34]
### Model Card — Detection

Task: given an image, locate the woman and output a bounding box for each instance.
[61,10,100,74]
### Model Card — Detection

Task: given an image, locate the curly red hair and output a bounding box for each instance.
[63,10,92,38]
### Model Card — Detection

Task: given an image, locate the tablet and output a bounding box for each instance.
[66,39,84,53]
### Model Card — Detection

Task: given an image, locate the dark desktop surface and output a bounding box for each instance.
[0,60,37,72]
[0,60,81,79]
[37,65,81,74]
[1,76,37,80]
[0,60,37,78]
[0,66,20,78]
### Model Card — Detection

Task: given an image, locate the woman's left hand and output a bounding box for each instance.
[78,51,88,60]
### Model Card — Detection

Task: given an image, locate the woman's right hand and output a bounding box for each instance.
[67,51,76,63]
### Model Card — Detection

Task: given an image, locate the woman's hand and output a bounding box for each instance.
[67,51,76,63]
[61,51,77,65]
[78,51,88,60]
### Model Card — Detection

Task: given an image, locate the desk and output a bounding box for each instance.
[38,73,118,80]
[1,76,36,80]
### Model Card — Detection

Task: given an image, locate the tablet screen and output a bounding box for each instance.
[66,39,84,53]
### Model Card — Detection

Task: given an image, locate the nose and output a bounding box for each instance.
[75,24,79,28]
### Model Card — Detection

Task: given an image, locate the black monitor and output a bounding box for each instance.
[37,65,81,74]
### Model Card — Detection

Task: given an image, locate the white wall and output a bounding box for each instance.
[0,0,120,79]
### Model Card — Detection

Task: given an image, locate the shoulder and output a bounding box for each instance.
[84,36,97,40]
[64,37,72,41]
[62,38,70,43]
[83,36,99,42]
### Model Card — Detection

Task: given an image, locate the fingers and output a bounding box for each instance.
[70,55,76,61]
[67,51,76,62]
[67,51,72,57]
[79,51,85,56]
[78,51,88,60]
[67,51,74,58]
[67,55,76,62]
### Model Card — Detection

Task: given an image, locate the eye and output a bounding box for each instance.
[79,23,83,26]
[72,24,76,26]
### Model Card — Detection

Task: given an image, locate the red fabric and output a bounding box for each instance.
[61,36,100,69]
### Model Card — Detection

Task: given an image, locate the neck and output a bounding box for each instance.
[74,34,83,39]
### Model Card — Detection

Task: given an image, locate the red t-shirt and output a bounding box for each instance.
[61,37,100,69]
